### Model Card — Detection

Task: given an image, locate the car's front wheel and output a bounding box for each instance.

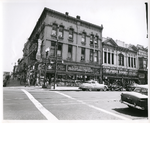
[89,88,92,91]
[103,87,107,91]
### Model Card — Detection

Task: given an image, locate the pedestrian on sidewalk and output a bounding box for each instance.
[25,76,30,87]
[35,77,40,86]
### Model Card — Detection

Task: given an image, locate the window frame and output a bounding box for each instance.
[69,28,74,39]
[68,45,72,59]
[58,26,64,38]
[81,32,86,43]
[94,50,98,62]
[90,34,94,45]
[81,47,85,61]
[90,49,94,62]
[51,24,57,36]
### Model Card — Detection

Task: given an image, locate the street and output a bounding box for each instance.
[3,87,148,121]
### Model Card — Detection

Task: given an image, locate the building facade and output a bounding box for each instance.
[136,45,148,84]
[102,38,139,86]
[21,7,103,86]
[102,37,148,86]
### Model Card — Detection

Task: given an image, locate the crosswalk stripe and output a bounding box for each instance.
[22,89,58,121]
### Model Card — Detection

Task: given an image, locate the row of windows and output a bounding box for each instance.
[52,24,99,46]
[104,52,136,68]
[50,41,98,62]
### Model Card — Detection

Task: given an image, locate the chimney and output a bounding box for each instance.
[65,12,69,16]
[76,15,80,19]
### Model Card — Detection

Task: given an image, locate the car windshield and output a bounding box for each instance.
[134,87,148,96]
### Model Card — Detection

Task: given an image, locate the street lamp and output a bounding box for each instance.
[42,47,50,88]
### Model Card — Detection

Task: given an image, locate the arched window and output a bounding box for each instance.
[118,53,124,66]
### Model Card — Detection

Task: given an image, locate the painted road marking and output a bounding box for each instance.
[54,91,131,120]
[22,89,58,121]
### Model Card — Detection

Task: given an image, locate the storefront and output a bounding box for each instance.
[102,66,139,86]
[44,62,102,87]
[138,70,148,84]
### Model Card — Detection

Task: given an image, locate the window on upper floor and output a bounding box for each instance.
[128,57,130,67]
[52,24,57,36]
[104,52,107,63]
[58,26,64,38]
[112,53,114,64]
[118,53,124,66]
[81,47,85,61]
[94,50,98,62]
[69,28,73,39]
[90,34,94,45]
[90,49,94,62]
[57,43,62,57]
[131,57,133,68]
[50,41,56,56]
[108,52,110,64]
[68,45,72,59]
[143,60,147,69]
[94,36,98,47]
[134,58,136,68]
[81,32,86,43]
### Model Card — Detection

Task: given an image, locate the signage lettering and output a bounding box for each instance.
[68,65,93,73]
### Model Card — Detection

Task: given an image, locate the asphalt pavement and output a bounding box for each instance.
[5,78,80,91]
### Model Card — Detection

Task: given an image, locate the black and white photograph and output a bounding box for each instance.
[1,0,149,149]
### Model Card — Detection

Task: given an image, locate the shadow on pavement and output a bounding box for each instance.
[113,107,148,118]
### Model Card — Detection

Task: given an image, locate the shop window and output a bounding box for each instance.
[52,24,57,36]
[81,47,85,61]
[69,28,73,39]
[104,52,107,63]
[81,32,86,43]
[94,50,98,62]
[90,34,94,45]
[112,53,114,64]
[68,45,72,59]
[118,53,124,66]
[57,43,62,57]
[58,26,64,38]
[90,49,93,62]
[108,52,110,64]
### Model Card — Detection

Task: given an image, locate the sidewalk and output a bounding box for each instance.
[5,79,80,91]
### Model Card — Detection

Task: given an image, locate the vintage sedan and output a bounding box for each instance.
[79,80,108,91]
[120,85,148,110]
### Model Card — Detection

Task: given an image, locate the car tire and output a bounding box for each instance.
[89,88,92,91]
[103,87,107,91]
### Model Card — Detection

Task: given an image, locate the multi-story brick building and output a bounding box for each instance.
[21,7,103,86]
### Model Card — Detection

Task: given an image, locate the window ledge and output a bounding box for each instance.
[68,38,73,42]
[81,42,86,45]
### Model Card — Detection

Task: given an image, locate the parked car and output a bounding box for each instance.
[120,85,148,110]
[108,84,123,91]
[79,80,108,91]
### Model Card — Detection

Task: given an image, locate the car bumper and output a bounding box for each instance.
[120,99,147,110]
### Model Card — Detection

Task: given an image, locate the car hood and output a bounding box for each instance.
[121,92,148,99]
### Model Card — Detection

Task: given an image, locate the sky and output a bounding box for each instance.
[1,0,149,72]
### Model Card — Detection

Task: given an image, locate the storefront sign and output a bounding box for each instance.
[119,70,128,75]
[57,64,66,71]
[138,73,145,78]
[68,65,93,73]
[128,71,137,76]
